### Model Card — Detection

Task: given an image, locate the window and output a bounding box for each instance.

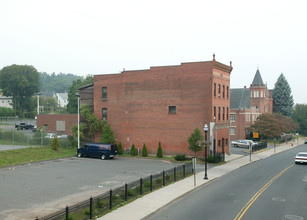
[218,140,221,147]
[227,107,229,120]
[226,139,228,146]
[102,108,107,120]
[223,85,225,98]
[222,107,225,120]
[230,127,235,135]
[218,107,221,121]
[214,106,216,120]
[230,114,236,121]
[218,84,221,97]
[214,83,216,97]
[246,114,250,122]
[227,86,229,98]
[102,87,107,100]
[169,106,176,114]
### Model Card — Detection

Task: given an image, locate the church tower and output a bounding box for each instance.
[250,69,268,113]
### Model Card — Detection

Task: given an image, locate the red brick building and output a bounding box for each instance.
[230,69,273,141]
[92,55,232,155]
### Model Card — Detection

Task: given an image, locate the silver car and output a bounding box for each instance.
[231,140,257,148]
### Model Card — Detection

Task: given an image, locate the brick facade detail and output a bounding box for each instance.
[37,114,77,135]
[93,57,232,155]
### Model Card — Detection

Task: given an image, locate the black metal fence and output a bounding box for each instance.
[38,163,193,220]
[252,142,267,152]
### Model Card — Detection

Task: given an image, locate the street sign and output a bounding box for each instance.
[253,132,259,139]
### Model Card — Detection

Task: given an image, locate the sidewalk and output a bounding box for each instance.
[98,139,304,220]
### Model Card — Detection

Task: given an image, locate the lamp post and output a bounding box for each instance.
[36,93,41,115]
[204,124,208,180]
[75,91,80,149]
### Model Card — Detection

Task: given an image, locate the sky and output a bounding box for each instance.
[1,0,306,104]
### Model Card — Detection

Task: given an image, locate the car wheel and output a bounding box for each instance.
[101,154,106,160]
[77,152,82,158]
[234,144,238,148]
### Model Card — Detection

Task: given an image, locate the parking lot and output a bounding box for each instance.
[0,156,180,220]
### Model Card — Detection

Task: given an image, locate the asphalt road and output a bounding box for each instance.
[147,144,307,220]
[0,156,179,220]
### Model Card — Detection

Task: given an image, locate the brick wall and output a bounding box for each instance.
[93,60,232,155]
[37,114,77,135]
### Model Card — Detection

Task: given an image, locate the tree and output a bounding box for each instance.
[100,124,115,144]
[250,113,298,139]
[292,104,307,135]
[272,73,294,116]
[50,137,60,151]
[0,64,39,117]
[142,144,148,157]
[156,141,163,158]
[130,144,137,156]
[118,142,123,155]
[67,75,93,113]
[188,128,204,155]
[80,104,104,140]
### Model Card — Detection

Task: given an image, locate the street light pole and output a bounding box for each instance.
[75,92,80,149]
[36,93,41,115]
[204,124,208,180]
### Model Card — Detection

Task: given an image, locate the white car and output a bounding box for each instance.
[45,133,56,139]
[231,140,257,148]
[295,152,307,164]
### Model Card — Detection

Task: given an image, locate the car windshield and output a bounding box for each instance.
[297,153,307,157]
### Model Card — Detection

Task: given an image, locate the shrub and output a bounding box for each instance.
[118,142,123,155]
[100,124,115,143]
[174,154,186,161]
[156,141,163,158]
[50,137,60,151]
[207,155,222,163]
[142,144,148,157]
[130,144,137,156]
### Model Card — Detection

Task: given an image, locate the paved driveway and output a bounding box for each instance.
[0,156,179,220]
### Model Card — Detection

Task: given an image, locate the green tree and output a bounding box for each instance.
[292,104,307,135]
[188,128,204,155]
[272,73,294,116]
[118,142,123,155]
[142,144,148,157]
[100,124,115,144]
[130,144,137,156]
[156,141,163,158]
[67,75,93,114]
[80,104,104,140]
[0,107,15,117]
[50,136,60,151]
[250,113,297,139]
[0,64,39,117]
[39,96,57,113]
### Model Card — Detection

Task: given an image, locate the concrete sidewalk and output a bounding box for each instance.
[98,139,304,220]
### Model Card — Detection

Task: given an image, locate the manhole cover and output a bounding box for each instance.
[285,215,304,220]
[272,197,286,202]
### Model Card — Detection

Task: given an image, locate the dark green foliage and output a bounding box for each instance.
[80,104,103,140]
[118,142,123,155]
[67,75,93,114]
[156,141,163,158]
[174,154,187,161]
[100,124,115,144]
[272,73,294,116]
[130,144,137,156]
[188,128,203,154]
[0,107,15,117]
[292,104,307,135]
[0,64,39,118]
[142,144,148,157]
[39,72,82,94]
[207,155,222,163]
[50,137,60,151]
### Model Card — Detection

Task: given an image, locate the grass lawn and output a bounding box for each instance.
[0,146,76,168]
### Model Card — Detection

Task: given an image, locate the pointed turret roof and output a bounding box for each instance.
[251,69,264,85]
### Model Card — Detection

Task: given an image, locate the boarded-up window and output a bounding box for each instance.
[56,121,65,131]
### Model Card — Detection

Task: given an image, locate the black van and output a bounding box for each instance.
[77,143,118,160]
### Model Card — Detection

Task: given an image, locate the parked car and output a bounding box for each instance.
[58,134,68,139]
[15,122,34,130]
[304,139,307,144]
[45,133,56,139]
[295,152,307,164]
[77,143,118,160]
[231,140,257,148]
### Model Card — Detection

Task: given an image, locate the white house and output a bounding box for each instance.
[0,93,13,109]
[54,92,68,108]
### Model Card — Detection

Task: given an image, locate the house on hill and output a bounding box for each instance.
[230,69,273,141]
